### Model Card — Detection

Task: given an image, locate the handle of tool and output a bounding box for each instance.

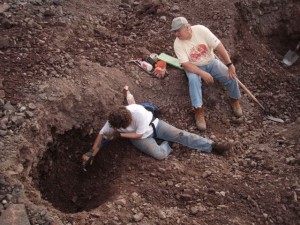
[236,78,266,111]
[296,42,300,51]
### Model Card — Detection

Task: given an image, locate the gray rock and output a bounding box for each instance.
[0,130,7,136]
[0,90,5,98]
[25,111,34,118]
[3,102,16,112]
[11,116,24,126]
[157,209,166,219]
[133,212,144,222]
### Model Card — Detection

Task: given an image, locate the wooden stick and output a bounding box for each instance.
[236,78,266,111]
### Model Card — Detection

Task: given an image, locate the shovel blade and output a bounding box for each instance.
[282,50,299,66]
[265,115,284,123]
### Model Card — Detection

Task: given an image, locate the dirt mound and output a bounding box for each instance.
[0,0,299,224]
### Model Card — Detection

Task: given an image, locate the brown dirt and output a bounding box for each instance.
[0,0,300,225]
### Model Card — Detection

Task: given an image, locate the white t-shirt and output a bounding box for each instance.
[174,25,220,66]
[99,104,158,139]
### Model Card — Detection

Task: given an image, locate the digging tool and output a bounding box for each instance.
[127,59,154,76]
[236,78,284,123]
[282,41,300,66]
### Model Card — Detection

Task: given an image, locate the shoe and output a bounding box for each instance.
[211,142,232,154]
[230,98,243,117]
[195,107,206,131]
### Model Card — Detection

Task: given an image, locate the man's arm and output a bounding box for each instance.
[181,62,214,84]
[82,133,103,166]
[90,132,142,157]
[214,43,237,79]
[91,133,103,156]
[120,132,143,139]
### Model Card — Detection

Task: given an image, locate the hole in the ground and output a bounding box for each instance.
[32,126,131,213]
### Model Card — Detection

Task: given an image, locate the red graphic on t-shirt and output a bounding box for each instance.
[189,44,208,62]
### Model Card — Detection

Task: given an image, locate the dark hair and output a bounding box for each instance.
[108,106,132,129]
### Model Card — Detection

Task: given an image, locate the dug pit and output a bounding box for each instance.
[32,127,134,213]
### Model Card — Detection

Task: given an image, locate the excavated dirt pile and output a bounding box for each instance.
[0,0,299,224]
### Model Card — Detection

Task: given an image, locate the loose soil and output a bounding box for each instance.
[0,0,300,225]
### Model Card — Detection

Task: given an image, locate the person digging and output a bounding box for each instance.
[171,17,243,131]
[82,104,232,167]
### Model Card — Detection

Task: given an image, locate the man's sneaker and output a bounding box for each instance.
[212,142,232,154]
[195,107,206,131]
[230,98,243,117]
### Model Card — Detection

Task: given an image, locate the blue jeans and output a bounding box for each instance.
[185,59,241,108]
[130,120,213,160]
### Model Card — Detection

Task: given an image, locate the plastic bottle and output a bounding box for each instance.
[140,61,153,72]
[123,86,136,105]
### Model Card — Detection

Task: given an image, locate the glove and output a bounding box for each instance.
[152,60,167,78]
[103,131,121,140]
[82,150,94,168]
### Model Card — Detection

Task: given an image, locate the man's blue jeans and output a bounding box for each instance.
[130,120,213,160]
[185,59,241,108]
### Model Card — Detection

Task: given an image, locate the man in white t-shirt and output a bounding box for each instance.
[82,104,232,165]
[171,17,243,131]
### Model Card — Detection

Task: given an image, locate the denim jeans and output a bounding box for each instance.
[130,120,213,160]
[185,59,241,108]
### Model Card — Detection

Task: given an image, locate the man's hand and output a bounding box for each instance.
[227,64,237,79]
[200,71,214,84]
[82,150,94,168]
[103,131,121,140]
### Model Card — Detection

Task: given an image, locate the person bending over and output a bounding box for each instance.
[82,104,232,165]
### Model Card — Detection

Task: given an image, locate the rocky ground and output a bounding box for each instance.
[0,0,300,224]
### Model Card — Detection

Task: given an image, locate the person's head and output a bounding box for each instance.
[170,17,192,40]
[108,106,132,129]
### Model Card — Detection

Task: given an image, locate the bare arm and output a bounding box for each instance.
[91,133,103,156]
[91,132,142,157]
[120,132,143,139]
[215,43,237,79]
[181,62,214,84]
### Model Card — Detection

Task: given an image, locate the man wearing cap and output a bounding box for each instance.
[171,16,242,131]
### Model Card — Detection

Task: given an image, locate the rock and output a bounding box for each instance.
[190,206,198,215]
[11,116,24,126]
[157,209,166,219]
[180,194,192,201]
[202,170,212,178]
[115,198,126,206]
[28,103,37,110]
[0,35,10,49]
[133,212,144,222]
[3,102,16,112]
[0,3,10,14]
[170,5,180,12]
[0,130,7,136]
[0,90,5,98]
[25,111,34,118]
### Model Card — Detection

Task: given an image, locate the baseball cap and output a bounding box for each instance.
[170,17,189,31]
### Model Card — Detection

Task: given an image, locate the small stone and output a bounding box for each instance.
[115,198,126,206]
[28,103,37,110]
[0,130,7,136]
[157,209,166,219]
[11,116,24,126]
[133,212,144,222]
[20,106,26,112]
[190,206,199,215]
[25,111,34,118]
[202,170,212,178]
[0,90,5,98]
[180,194,192,201]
